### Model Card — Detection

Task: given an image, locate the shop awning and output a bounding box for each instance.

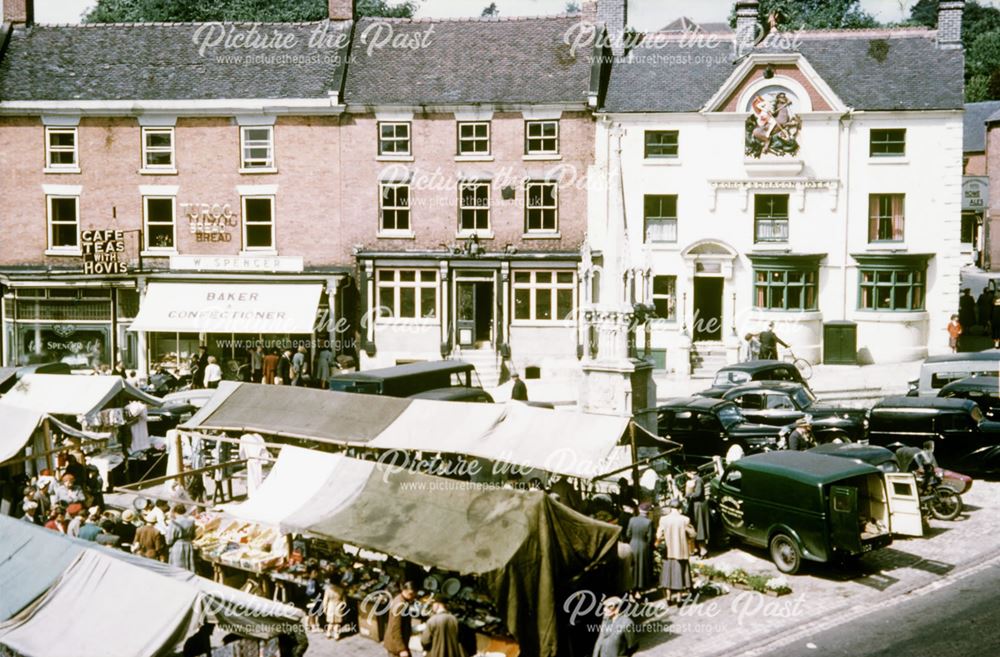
[128,282,323,334]
[0,516,304,657]
[220,446,619,657]
[2,374,162,416]
[183,383,675,479]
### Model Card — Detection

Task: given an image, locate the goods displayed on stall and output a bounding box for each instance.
[216,446,620,657]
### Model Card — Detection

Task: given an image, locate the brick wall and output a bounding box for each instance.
[988,123,1000,270]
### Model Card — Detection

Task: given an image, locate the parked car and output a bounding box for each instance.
[653,397,782,463]
[709,451,921,574]
[328,360,486,398]
[698,360,809,398]
[867,396,1000,476]
[938,376,1000,420]
[721,382,868,442]
[808,443,972,496]
[906,351,1000,397]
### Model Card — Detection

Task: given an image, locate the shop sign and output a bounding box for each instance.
[963,177,988,211]
[20,326,107,368]
[182,203,238,242]
[169,254,304,273]
[81,230,128,275]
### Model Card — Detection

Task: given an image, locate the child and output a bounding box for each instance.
[743,333,761,362]
[304,567,323,632]
[947,314,962,353]
[323,569,345,640]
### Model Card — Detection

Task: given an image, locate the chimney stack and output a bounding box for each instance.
[734,0,759,57]
[3,0,33,25]
[937,0,965,49]
[598,0,628,57]
[581,0,598,24]
[328,0,355,21]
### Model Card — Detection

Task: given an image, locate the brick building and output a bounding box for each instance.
[0,0,607,382]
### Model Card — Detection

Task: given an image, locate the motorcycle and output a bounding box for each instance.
[917,476,963,522]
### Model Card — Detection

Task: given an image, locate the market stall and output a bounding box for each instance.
[0,515,306,657]
[216,445,621,657]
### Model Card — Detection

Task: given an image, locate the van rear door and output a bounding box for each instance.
[830,485,862,554]
[885,473,924,537]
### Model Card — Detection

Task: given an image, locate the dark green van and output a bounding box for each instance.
[710,451,922,574]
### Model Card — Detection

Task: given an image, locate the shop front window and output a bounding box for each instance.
[855,255,928,312]
[376,269,438,319]
[513,270,575,322]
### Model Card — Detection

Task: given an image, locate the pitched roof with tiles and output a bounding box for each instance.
[965,101,1000,151]
[0,21,352,101]
[602,29,964,113]
[343,15,594,107]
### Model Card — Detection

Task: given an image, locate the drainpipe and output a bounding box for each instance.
[839,111,854,320]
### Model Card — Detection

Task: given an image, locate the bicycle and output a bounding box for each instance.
[782,348,812,380]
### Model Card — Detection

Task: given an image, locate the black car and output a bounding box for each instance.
[721,382,868,442]
[698,360,809,398]
[868,396,1000,476]
[653,397,782,463]
[938,376,1000,420]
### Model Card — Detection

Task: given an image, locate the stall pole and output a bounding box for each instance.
[629,423,640,499]
[41,417,55,473]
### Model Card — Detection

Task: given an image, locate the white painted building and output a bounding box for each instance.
[587,0,966,376]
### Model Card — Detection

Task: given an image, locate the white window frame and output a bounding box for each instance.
[241,195,275,252]
[46,195,80,252]
[652,275,677,321]
[143,196,177,252]
[379,183,412,236]
[375,269,438,322]
[378,122,411,157]
[458,181,491,235]
[457,121,490,156]
[525,181,559,234]
[525,120,559,156]
[141,127,176,172]
[44,127,79,172]
[239,126,275,172]
[512,269,576,324]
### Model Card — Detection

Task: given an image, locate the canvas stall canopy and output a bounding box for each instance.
[2,374,162,416]
[182,383,675,480]
[0,516,304,657]
[0,402,109,467]
[220,446,620,657]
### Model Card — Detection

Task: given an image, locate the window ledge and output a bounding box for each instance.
[522,154,561,161]
[456,230,494,240]
[868,157,908,165]
[511,320,576,328]
[43,166,81,174]
[239,250,278,256]
[45,248,81,257]
[645,241,680,249]
[522,232,561,240]
[376,318,440,327]
[238,167,278,174]
[139,168,178,176]
[455,155,494,162]
[643,158,682,166]
[376,155,414,162]
[866,242,906,250]
[141,249,178,257]
[752,243,791,249]
[377,230,416,240]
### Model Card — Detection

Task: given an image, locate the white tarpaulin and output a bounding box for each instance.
[370,402,634,479]
[0,403,44,464]
[0,516,305,657]
[128,283,322,334]
[2,374,161,416]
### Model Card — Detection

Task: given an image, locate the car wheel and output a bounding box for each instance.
[769,533,802,575]
[724,442,746,464]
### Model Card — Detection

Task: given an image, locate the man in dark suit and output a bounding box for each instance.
[277,350,293,385]
[511,372,528,401]
[383,582,416,657]
[758,322,788,360]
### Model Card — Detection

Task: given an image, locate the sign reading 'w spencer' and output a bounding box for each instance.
[168,254,304,273]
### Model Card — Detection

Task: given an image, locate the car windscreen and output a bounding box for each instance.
[716,403,745,428]
[794,387,817,409]
[713,370,751,387]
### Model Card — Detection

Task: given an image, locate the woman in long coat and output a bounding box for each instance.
[685,472,710,557]
[166,503,196,572]
[625,503,654,594]
[657,500,696,604]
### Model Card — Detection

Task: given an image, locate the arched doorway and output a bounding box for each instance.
[681,240,738,342]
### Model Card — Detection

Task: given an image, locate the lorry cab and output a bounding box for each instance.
[710,451,922,574]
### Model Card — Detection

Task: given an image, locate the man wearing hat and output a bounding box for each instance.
[787,417,815,451]
[592,597,637,657]
[510,372,528,401]
[625,502,655,595]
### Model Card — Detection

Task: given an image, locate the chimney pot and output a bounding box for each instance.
[328,0,355,22]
